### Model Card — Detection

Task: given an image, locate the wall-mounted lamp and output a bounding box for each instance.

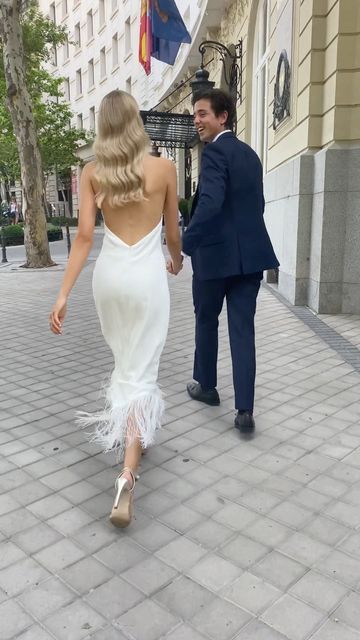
[190,40,243,104]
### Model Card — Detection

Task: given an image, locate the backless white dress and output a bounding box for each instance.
[78,219,170,455]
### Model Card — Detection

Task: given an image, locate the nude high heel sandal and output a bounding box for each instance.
[109,467,136,528]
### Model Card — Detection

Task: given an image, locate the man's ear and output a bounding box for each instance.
[220,111,228,126]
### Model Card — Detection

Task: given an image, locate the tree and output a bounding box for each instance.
[36,84,90,216]
[0,1,89,267]
[1,0,52,267]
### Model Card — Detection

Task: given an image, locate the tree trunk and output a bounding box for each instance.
[0,0,54,267]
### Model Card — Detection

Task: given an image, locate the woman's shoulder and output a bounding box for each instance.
[144,155,175,176]
[82,161,97,188]
[145,155,174,168]
[83,160,96,176]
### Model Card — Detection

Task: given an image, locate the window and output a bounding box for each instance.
[50,1,57,64]
[76,68,82,95]
[63,39,69,62]
[100,47,106,78]
[62,0,68,18]
[50,5,58,67]
[126,76,131,94]
[87,10,94,40]
[112,34,119,67]
[49,3,56,23]
[125,17,131,53]
[252,0,270,167]
[74,22,81,49]
[89,107,95,131]
[99,0,105,27]
[63,77,70,100]
[77,114,83,130]
[88,58,94,88]
[74,22,81,48]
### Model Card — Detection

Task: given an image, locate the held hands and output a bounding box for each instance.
[166,256,183,276]
[49,295,67,334]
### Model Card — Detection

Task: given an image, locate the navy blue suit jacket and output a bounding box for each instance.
[182,132,279,280]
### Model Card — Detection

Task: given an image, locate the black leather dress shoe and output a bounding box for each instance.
[187,382,220,406]
[234,410,255,434]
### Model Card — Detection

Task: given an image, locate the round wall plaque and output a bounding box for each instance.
[273,49,291,130]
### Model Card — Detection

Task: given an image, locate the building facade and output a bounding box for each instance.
[38,0,227,211]
[164,0,360,314]
[40,0,359,314]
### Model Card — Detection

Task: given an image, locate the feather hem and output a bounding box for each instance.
[76,388,164,456]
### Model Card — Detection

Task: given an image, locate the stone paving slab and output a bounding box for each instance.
[0,248,360,640]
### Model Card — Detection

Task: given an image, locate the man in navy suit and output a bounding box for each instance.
[182,89,279,435]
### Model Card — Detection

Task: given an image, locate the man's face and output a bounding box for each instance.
[193,99,228,142]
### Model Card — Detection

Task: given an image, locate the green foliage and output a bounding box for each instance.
[0,2,90,182]
[179,197,193,225]
[47,223,63,241]
[0,222,63,245]
[38,91,90,179]
[178,198,188,217]
[1,224,24,245]
[46,213,102,227]
[187,195,194,212]
[46,215,79,227]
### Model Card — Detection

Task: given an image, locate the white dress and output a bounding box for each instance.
[78,219,170,455]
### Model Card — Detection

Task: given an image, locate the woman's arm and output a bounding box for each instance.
[49,162,97,334]
[163,160,182,275]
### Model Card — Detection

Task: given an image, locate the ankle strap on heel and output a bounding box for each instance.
[119,467,136,492]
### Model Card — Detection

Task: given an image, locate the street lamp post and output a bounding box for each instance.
[1,230,8,263]
[190,40,243,134]
[190,40,243,104]
[189,67,215,98]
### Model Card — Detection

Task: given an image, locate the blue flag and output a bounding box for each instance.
[151,0,191,66]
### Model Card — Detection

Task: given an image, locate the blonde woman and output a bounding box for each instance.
[49,91,182,527]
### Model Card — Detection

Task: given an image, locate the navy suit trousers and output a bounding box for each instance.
[192,273,262,413]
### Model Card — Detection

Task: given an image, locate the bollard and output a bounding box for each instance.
[65,222,71,256]
[1,231,8,263]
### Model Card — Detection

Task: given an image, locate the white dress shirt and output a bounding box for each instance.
[212,129,232,143]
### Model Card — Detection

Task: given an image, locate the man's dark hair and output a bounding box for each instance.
[192,88,235,129]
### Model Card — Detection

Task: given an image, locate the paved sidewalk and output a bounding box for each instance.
[1,251,360,640]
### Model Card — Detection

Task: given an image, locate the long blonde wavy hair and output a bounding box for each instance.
[93,90,150,208]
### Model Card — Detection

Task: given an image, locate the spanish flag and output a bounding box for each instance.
[139,0,191,75]
[139,0,152,75]
[152,0,191,66]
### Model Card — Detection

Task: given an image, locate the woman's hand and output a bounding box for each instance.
[49,295,67,334]
[166,257,183,276]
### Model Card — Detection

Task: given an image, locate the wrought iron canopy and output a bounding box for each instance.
[140,110,197,149]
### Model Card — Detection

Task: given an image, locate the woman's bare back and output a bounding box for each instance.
[90,155,176,246]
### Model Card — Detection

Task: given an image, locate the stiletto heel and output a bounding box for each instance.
[110,467,136,528]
